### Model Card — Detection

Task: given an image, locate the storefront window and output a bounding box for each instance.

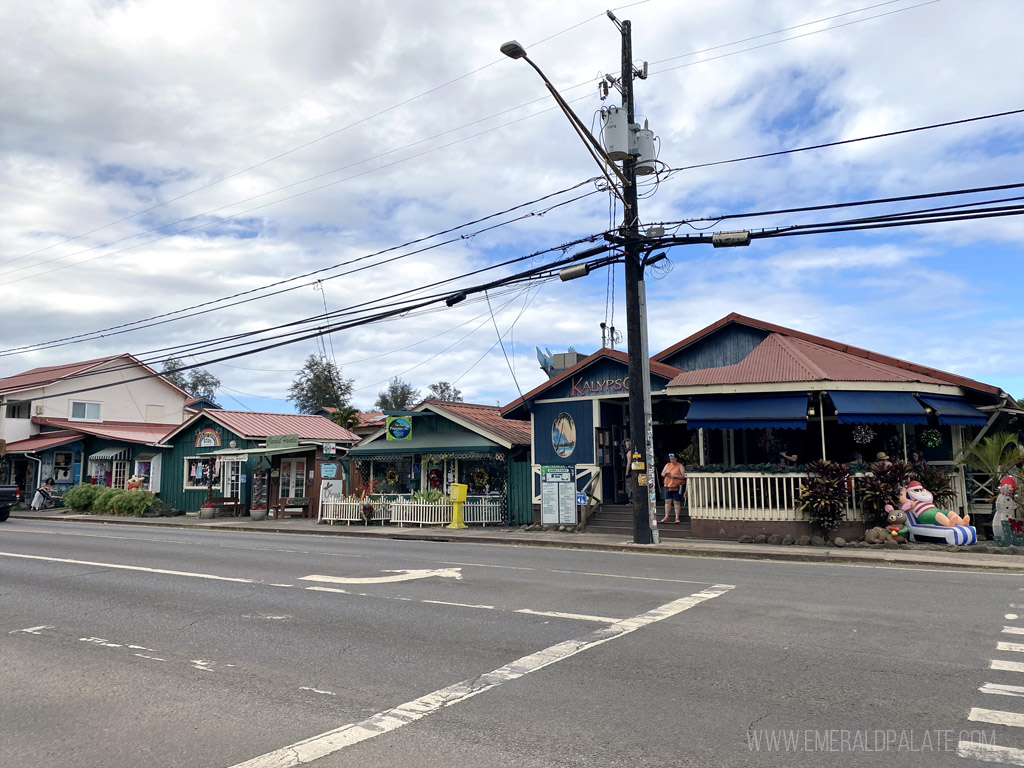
[184,457,219,490]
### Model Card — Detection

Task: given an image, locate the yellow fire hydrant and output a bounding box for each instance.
[447,482,468,529]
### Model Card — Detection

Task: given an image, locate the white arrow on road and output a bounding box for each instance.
[299,568,462,585]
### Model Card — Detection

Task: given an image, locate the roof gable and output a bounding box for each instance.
[0,353,191,399]
[418,400,531,448]
[655,313,1001,397]
[501,348,683,418]
[159,410,360,445]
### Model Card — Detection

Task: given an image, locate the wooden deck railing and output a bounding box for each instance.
[686,472,871,522]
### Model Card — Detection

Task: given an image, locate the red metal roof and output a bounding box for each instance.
[358,411,385,426]
[422,400,531,446]
[666,333,955,388]
[3,430,84,454]
[0,355,126,395]
[654,312,1002,396]
[162,410,360,444]
[33,417,180,444]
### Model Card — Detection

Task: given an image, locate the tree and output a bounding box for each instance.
[162,357,221,402]
[958,432,1024,499]
[427,381,463,402]
[375,377,420,411]
[329,405,360,431]
[288,355,353,414]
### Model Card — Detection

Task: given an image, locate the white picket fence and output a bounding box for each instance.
[319,495,504,527]
[318,497,393,525]
[686,472,870,522]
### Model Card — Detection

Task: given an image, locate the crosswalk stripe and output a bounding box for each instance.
[1004,626,1024,636]
[998,642,1024,654]
[992,660,1024,674]
[968,708,1024,728]
[957,740,1024,766]
[980,683,1024,698]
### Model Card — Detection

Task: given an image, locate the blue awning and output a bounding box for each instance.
[685,394,808,430]
[828,391,927,425]
[917,394,988,426]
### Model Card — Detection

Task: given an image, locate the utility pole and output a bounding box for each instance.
[616,18,657,544]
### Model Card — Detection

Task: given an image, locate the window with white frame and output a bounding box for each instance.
[183,457,220,490]
[70,401,101,421]
[280,457,307,499]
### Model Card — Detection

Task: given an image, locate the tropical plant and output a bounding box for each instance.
[288,355,354,414]
[858,459,914,526]
[329,404,360,430]
[427,381,463,402]
[913,464,957,509]
[63,483,98,512]
[958,432,1024,500]
[161,357,221,402]
[375,377,420,411]
[796,460,850,537]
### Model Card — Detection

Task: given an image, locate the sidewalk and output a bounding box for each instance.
[10,508,1024,572]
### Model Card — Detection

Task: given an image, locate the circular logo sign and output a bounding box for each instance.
[387,417,412,440]
[551,412,577,458]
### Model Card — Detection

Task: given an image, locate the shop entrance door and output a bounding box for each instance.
[280,457,306,499]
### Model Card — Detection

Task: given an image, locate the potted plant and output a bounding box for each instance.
[249,504,268,522]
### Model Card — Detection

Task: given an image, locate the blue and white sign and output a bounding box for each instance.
[576,492,587,506]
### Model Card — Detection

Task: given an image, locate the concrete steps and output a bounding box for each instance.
[586,504,691,538]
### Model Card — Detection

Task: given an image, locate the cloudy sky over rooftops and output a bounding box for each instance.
[1,0,1021,411]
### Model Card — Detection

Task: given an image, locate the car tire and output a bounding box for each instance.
[0,506,10,522]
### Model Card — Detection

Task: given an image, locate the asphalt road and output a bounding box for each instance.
[1,519,1022,768]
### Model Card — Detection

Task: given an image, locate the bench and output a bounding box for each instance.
[204,496,244,517]
[274,497,311,518]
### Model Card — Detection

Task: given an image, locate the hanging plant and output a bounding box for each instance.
[428,468,442,488]
[472,467,489,487]
[920,429,943,448]
[852,425,876,445]
[385,468,399,486]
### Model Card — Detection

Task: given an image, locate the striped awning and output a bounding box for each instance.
[88,447,129,461]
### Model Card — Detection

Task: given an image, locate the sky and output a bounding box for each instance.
[1,0,1022,414]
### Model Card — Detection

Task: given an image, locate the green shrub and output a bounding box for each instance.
[91,487,125,514]
[62,483,99,512]
[410,489,449,504]
[114,490,155,516]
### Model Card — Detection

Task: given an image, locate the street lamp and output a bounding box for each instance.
[500,22,660,544]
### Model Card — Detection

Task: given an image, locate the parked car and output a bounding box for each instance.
[0,484,20,522]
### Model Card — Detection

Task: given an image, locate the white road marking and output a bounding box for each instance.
[305,586,349,594]
[299,687,336,697]
[515,609,620,624]
[969,707,1024,728]
[299,568,462,585]
[992,660,1024,673]
[421,600,495,610]
[998,642,1024,654]
[0,551,254,583]
[1005,626,1024,636]
[11,625,52,635]
[81,637,122,648]
[270,584,293,588]
[228,584,734,768]
[980,682,1024,698]
[1008,614,1020,620]
[134,654,166,662]
[957,740,1024,765]
[191,659,215,672]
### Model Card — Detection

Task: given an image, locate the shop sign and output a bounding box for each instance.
[541,465,577,525]
[195,428,221,448]
[386,416,412,441]
[321,463,339,479]
[266,433,299,450]
[570,376,629,397]
[322,442,336,455]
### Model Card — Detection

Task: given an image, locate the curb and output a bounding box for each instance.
[11,513,1024,572]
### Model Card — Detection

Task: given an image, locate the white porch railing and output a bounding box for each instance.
[463,496,503,525]
[687,472,870,523]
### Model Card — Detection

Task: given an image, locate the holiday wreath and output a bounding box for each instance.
[385,468,399,486]
[471,467,489,488]
[428,468,443,488]
[920,428,943,448]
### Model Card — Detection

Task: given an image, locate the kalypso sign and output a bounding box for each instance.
[569,376,629,397]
